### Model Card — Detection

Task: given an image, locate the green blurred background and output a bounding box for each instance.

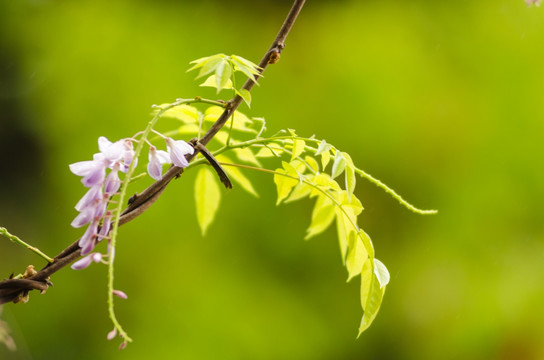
[1,0,543,359]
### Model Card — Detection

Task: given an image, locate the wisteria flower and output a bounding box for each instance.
[112,289,128,299]
[74,185,103,212]
[147,146,171,180]
[165,137,194,168]
[71,252,103,270]
[69,158,107,187]
[79,219,100,255]
[104,163,121,195]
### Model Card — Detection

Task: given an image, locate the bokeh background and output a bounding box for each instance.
[1,0,543,359]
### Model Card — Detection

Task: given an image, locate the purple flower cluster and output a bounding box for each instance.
[69,137,136,256]
[69,135,194,267]
[526,0,542,6]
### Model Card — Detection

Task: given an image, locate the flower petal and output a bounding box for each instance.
[166,138,194,168]
[71,255,93,270]
[75,185,103,212]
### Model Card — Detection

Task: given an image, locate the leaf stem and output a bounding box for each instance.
[0,227,54,263]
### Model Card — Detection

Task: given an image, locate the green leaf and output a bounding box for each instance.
[160,104,200,123]
[216,155,258,197]
[358,229,375,259]
[274,161,299,205]
[304,156,319,173]
[321,150,331,170]
[256,145,284,158]
[315,140,331,156]
[291,139,306,161]
[335,208,349,262]
[200,75,233,90]
[189,54,226,79]
[194,167,222,236]
[284,182,312,203]
[187,55,212,72]
[358,259,386,336]
[236,89,252,107]
[233,147,261,166]
[335,191,363,217]
[331,150,347,179]
[373,258,390,288]
[178,123,201,135]
[305,195,336,239]
[308,173,341,197]
[215,59,232,93]
[346,232,369,282]
[342,152,356,200]
[230,55,261,83]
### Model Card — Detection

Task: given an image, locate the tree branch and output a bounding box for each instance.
[0,0,306,304]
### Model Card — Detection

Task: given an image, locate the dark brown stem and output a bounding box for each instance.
[0,0,306,304]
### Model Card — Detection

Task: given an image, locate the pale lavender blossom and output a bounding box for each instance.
[526,0,541,6]
[104,163,121,195]
[147,146,171,180]
[113,289,128,299]
[98,136,127,163]
[98,213,112,239]
[79,218,100,255]
[70,136,136,256]
[121,141,136,173]
[107,328,118,340]
[165,137,194,168]
[71,252,103,270]
[70,159,107,187]
[70,205,95,228]
[75,185,103,212]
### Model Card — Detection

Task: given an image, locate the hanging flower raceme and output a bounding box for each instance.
[69,137,136,257]
[69,135,194,262]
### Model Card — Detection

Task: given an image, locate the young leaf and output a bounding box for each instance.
[217,155,258,197]
[291,139,306,161]
[256,145,284,158]
[236,89,252,107]
[342,152,356,200]
[230,55,262,83]
[304,156,319,173]
[334,207,351,264]
[346,232,368,282]
[308,173,341,197]
[178,123,201,135]
[305,195,336,240]
[331,151,347,179]
[321,150,331,171]
[284,182,312,203]
[160,104,200,123]
[373,258,390,288]
[315,139,331,156]
[190,54,226,79]
[214,59,232,93]
[194,167,222,236]
[358,259,386,336]
[201,75,233,90]
[233,147,261,166]
[274,161,299,204]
